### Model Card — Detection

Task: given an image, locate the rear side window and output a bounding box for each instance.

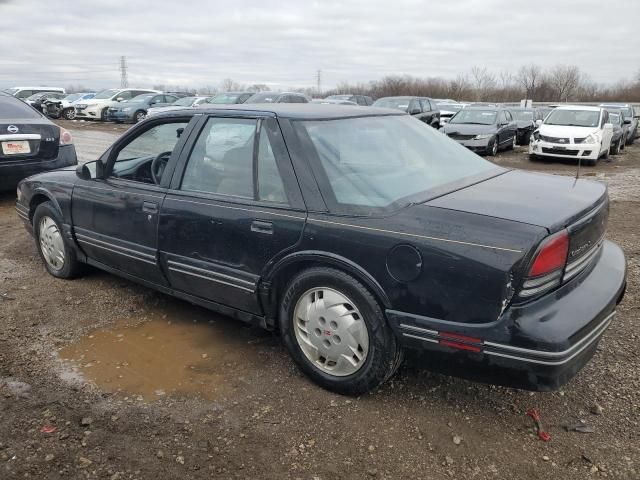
[0,96,42,119]
[181,117,288,203]
[181,118,257,198]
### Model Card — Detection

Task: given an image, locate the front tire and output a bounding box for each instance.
[63,108,76,120]
[280,267,403,395]
[134,110,146,123]
[100,108,109,121]
[611,137,621,155]
[490,138,498,156]
[33,202,84,279]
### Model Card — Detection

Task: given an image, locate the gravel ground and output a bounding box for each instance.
[0,122,638,479]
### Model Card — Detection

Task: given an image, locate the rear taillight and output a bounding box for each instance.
[520,230,569,298]
[59,127,73,146]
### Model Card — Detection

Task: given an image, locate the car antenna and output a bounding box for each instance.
[574,153,582,185]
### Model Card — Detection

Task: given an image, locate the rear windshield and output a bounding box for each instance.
[0,97,42,119]
[294,115,499,211]
[207,93,243,104]
[245,92,279,103]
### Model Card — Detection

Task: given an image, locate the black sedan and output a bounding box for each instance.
[16,104,626,395]
[441,106,518,155]
[1,92,77,191]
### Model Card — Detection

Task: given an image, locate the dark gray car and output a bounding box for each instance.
[372,96,440,127]
[600,103,638,145]
[108,93,179,123]
[604,110,626,155]
[441,107,518,156]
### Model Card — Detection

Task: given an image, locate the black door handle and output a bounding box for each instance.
[251,220,273,235]
[142,201,158,214]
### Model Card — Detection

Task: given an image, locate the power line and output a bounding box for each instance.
[316,69,321,95]
[120,56,128,88]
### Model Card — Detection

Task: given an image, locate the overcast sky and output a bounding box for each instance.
[0,0,638,91]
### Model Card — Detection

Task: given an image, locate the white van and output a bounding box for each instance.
[3,86,66,100]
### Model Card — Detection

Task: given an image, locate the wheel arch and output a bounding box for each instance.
[262,251,392,325]
[29,190,62,221]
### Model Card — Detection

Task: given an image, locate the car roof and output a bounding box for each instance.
[554,105,601,111]
[464,106,501,111]
[600,103,630,107]
[167,103,404,120]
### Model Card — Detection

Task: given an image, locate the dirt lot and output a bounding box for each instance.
[1,121,639,479]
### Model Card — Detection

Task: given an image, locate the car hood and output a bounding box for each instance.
[80,98,112,106]
[442,123,497,135]
[425,169,607,231]
[539,124,599,137]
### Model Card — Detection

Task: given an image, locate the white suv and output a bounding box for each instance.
[74,88,159,121]
[529,105,613,166]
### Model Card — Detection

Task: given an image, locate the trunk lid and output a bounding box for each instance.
[428,169,609,291]
[0,121,60,163]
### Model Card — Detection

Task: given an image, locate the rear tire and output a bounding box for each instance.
[100,108,109,121]
[280,267,403,395]
[33,202,84,279]
[507,134,516,150]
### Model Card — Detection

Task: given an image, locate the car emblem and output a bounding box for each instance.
[558,138,566,143]
[7,125,19,134]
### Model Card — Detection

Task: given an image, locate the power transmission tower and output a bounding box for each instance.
[119,56,128,88]
[316,70,321,96]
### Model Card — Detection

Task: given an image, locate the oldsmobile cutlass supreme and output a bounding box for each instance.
[15,105,626,395]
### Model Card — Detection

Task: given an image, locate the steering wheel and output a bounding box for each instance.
[150,151,172,184]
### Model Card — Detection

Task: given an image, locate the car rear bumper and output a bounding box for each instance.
[529,139,601,160]
[0,145,77,190]
[386,240,627,390]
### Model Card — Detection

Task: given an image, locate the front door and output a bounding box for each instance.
[159,115,306,315]
[72,118,194,285]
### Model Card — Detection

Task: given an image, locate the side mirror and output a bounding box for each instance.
[76,160,102,180]
[116,97,124,102]
[535,119,543,127]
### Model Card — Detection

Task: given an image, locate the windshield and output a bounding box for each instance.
[130,94,154,103]
[294,115,498,210]
[544,109,600,127]
[207,93,244,104]
[245,92,278,103]
[93,89,120,100]
[510,110,534,121]
[438,103,463,111]
[326,95,354,101]
[449,109,497,125]
[372,98,411,111]
[172,96,196,106]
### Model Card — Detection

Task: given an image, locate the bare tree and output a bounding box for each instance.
[549,65,581,102]
[470,66,496,101]
[219,78,242,92]
[247,84,270,92]
[516,64,542,100]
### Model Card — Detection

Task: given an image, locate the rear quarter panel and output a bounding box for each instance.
[303,207,546,325]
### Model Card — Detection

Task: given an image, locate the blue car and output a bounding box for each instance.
[107,93,179,123]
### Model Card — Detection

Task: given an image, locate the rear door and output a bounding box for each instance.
[159,114,306,315]
[71,116,196,285]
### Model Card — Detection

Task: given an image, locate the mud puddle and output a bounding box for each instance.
[59,307,272,401]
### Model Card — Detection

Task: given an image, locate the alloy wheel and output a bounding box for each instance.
[293,287,369,377]
[38,216,65,271]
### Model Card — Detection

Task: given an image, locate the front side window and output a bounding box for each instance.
[112,121,188,184]
[295,115,499,210]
